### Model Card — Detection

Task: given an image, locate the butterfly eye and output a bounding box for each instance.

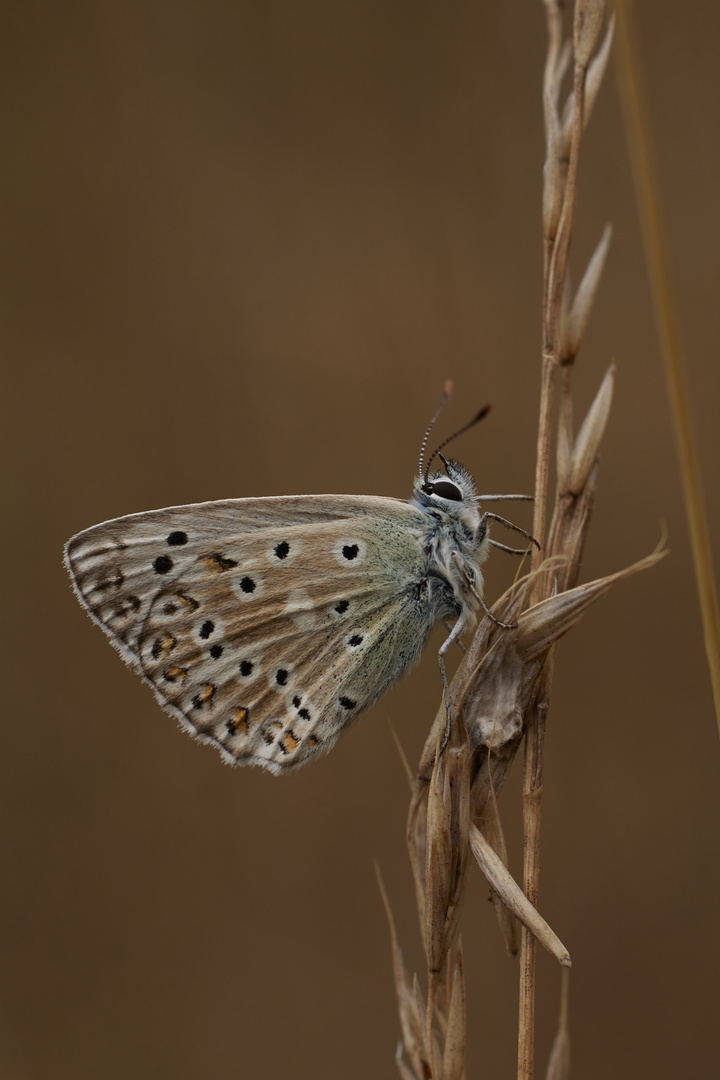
[428,480,463,502]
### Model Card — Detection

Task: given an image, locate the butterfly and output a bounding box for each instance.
[64,392,535,774]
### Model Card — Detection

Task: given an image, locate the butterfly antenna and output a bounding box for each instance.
[418,380,453,477]
[425,404,492,482]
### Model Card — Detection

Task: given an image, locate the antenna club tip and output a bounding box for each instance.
[443,379,454,398]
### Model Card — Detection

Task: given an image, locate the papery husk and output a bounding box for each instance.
[469,825,571,967]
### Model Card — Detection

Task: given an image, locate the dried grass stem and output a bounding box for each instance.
[380,5,667,1078]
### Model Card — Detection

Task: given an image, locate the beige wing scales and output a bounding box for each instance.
[65,495,434,772]
[65,496,406,660]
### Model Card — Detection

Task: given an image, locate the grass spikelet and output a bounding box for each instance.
[379,3,670,1076]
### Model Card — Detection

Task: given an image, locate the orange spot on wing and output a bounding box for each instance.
[231,707,248,735]
[283,731,299,753]
[202,553,239,573]
[163,667,187,684]
[152,632,176,659]
[194,684,215,707]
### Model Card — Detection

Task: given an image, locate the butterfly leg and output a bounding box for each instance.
[437,610,470,687]
[475,590,518,629]
[451,549,518,630]
[479,511,540,550]
[443,620,467,653]
[489,539,532,556]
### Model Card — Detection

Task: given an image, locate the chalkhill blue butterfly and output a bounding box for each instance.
[65,390,534,773]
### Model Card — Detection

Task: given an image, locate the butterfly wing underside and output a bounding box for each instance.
[65,495,437,772]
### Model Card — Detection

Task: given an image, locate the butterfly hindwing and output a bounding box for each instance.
[65,495,438,771]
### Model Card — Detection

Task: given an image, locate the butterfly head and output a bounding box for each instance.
[413,456,483,543]
[421,455,475,502]
[413,391,491,549]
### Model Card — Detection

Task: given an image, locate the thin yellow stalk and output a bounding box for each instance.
[613,0,720,736]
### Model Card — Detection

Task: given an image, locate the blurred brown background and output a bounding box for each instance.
[2,2,719,1077]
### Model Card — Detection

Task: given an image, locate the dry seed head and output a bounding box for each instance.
[478,794,520,957]
[552,39,573,105]
[514,582,609,660]
[543,86,563,240]
[462,640,529,751]
[398,976,430,1080]
[561,16,615,155]
[560,91,574,162]
[514,547,667,660]
[556,389,575,492]
[442,947,467,1080]
[563,225,613,362]
[411,974,429,1036]
[469,825,571,967]
[423,726,471,978]
[567,362,615,493]
[584,16,615,126]
[574,0,607,69]
[450,571,555,756]
[411,973,443,1079]
[424,751,453,975]
[398,1003,427,1080]
[558,276,572,363]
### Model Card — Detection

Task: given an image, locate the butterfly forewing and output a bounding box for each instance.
[65,495,434,772]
